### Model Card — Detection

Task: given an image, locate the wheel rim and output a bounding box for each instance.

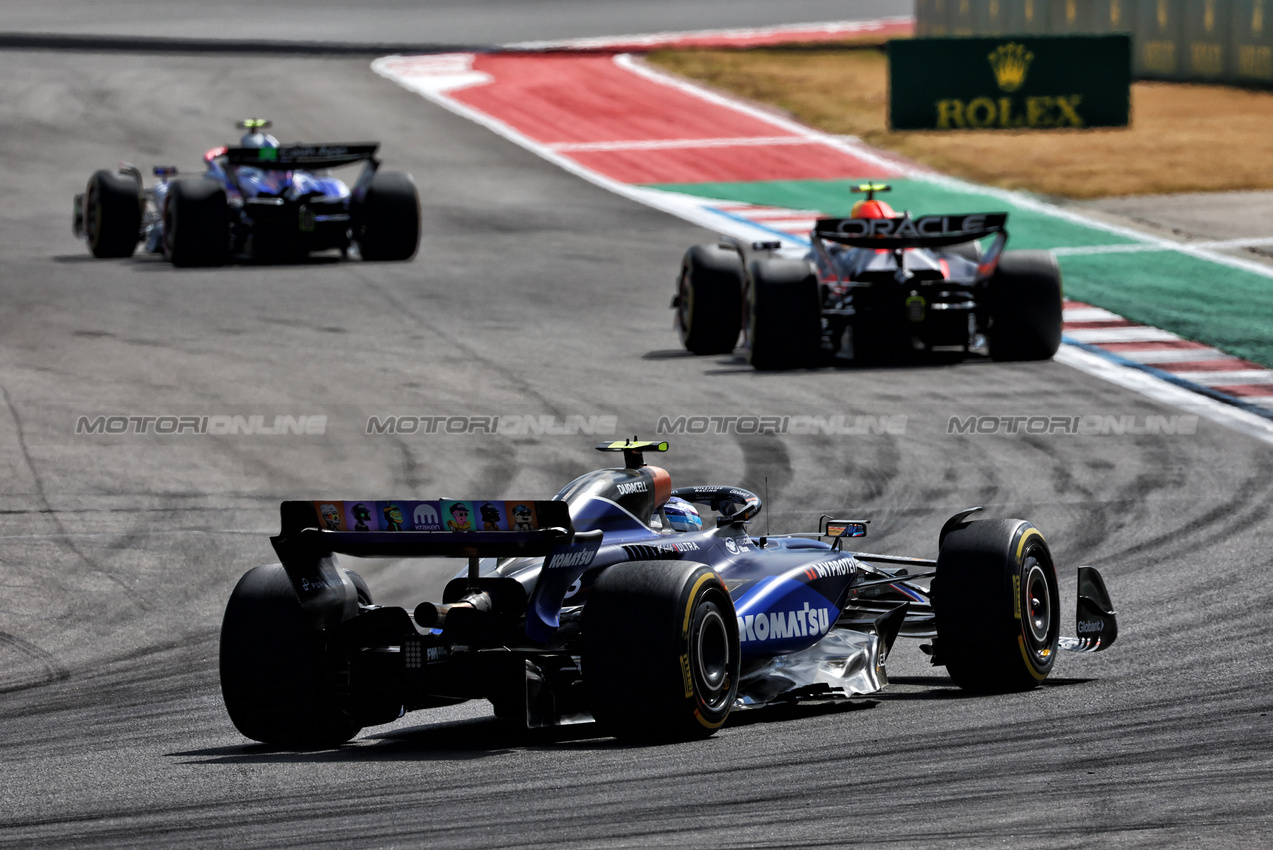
[163,196,175,258]
[677,270,693,344]
[693,599,732,711]
[1020,547,1057,662]
[86,181,102,246]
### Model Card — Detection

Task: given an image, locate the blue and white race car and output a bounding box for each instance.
[219,440,1118,746]
[73,119,419,265]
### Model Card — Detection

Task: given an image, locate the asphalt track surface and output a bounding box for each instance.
[0,0,909,45]
[2,16,1272,850]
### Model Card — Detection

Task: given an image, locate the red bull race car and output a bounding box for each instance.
[72,119,419,266]
[219,440,1117,746]
[672,183,1063,369]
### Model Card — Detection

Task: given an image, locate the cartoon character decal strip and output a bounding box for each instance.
[318,502,344,530]
[478,501,506,530]
[442,500,475,533]
[380,502,405,531]
[508,501,537,531]
[311,499,555,532]
[347,502,375,532]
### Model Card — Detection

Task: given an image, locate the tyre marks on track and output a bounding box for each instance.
[0,631,69,693]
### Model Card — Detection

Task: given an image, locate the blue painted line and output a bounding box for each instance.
[706,205,812,245]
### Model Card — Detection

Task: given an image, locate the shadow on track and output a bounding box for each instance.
[171,675,1094,764]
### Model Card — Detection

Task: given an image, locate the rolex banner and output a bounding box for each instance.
[888,34,1132,130]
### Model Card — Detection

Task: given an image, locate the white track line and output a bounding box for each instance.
[1181,371,1273,386]
[1063,306,1125,322]
[1053,237,1273,256]
[503,18,912,51]
[1117,347,1228,363]
[1065,327,1185,343]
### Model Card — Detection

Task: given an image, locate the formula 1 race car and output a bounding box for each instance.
[72,119,419,265]
[672,183,1063,369]
[219,440,1118,746]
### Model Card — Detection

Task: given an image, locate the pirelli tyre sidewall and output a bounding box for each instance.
[163,178,229,267]
[934,518,1060,692]
[746,258,822,370]
[581,560,740,741]
[677,243,744,355]
[356,170,420,262]
[219,563,361,747]
[85,169,142,258]
[987,250,1063,361]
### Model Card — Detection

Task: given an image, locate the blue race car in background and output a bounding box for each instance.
[73,119,419,266]
[219,440,1118,746]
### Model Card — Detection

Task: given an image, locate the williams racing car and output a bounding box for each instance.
[672,183,1063,369]
[219,440,1117,746]
[73,119,419,266]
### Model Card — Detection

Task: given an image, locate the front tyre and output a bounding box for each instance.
[933,518,1060,692]
[582,561,739,741]
[219,564,361,746]
[676,243,743,354]
[357,170,420,261]
[84,170,142,258]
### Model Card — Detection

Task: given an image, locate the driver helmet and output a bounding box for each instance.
[663,497,702,532]
[850,198,896,219]
[239,130,279,149]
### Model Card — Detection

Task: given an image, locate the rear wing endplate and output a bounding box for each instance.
[224,142,380,169]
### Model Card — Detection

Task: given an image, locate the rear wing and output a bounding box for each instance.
[224,142,380,169]
[813,213,1008,249]
[271,498,576,627]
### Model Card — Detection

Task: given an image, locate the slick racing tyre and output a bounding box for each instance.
[357,170,420,261]
[988,250,1062,361]
[746,258,822,370]
[582,561,739,741]
[84,169,142,258]
[219,563,361,746]
[163,178,229,267]
[676,243,744,354]
[933,518,1061,692]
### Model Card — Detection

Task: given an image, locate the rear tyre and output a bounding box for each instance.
[84,170,142,258]
[746,258,822,370]
[933,518,1060,692]
[163,178,229,267]
[676,243,744,354]
[219,564,361,746]
[582,561,739,741]
[988,250,1062,361]
[357,170,420,261]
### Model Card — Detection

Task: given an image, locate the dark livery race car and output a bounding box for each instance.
[72,119,419,266]
[672,183,1063,369]
[220,440,1118,746]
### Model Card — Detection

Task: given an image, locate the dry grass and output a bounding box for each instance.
[647,45,1273,199]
